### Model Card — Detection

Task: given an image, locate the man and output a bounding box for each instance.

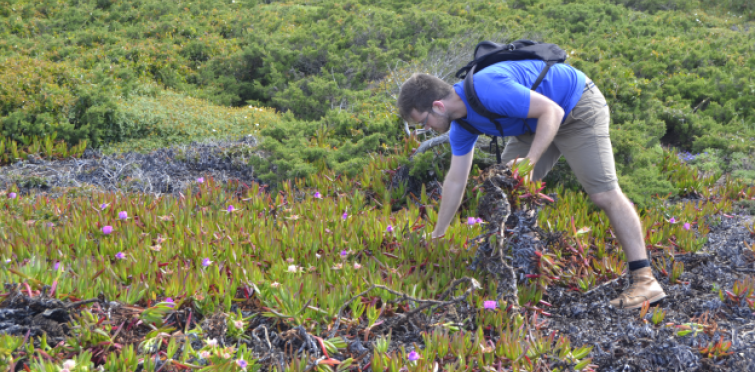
[397,61,666,309]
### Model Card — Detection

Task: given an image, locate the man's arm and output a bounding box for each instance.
[431,148,475,238]
[522,90,564,166]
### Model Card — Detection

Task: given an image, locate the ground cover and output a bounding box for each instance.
[0,138,754,371]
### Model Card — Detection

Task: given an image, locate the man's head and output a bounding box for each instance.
[397,73,455,134]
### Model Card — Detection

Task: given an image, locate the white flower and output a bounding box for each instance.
[315,253,321,259]
[63,360,76,370]
[234,320,245,329]
[271,282,281,288]
[353,263,362,269]
[199,350,211,359]
[206,338,218,347]
[288,265,298,273]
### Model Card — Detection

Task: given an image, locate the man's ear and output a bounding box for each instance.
[431,100,446,113]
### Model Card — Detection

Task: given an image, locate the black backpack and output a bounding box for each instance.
[453,40,567,163]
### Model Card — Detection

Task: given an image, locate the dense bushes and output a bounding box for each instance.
[0,0,753,204]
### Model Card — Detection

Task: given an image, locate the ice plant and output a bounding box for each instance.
[102,225,113,235]
[234,320,245,329]
[199,351,211,359]
[684,222,691,230]
[119,211,128,220]
[236,359,248,369]
[8,192,16,199]
[227,205,235,212]
[354,263,362,269]
[115,252,126,260]
[165,297,175,308]
[54,262,60,271]
[484,300,497,310]
[342,211,348,220]
[202,258,213,267]
[197,177,204,183]
[206,338,218,347]
[287,265,298,273]
[407,350,420,361]
[314,191,322,199]
[100,203,108,210]
[669,217,676,223]
[341,250,348,257]
[387,225,394,232]
[476,217,483,224]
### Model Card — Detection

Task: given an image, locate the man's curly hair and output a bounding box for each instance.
[397,73,453,121]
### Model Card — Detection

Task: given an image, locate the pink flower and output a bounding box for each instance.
[165,297,175,308]
[115,252,125,260]
[342,211,348,220]
[387,225,393,232]
[199,351,211,359]
[234,320,245,329]
[100,203,108,210]
[467,217,477,225]
[197,177,204,183]
[227,205,235,212]
[475,218,483,224]
[54,262,60,271]
[236,359,248,369]
[118,211,128,220]
[102,225,113,235]
[483,300,497,310]
[202,258,212,267]
[683,222,691,230]
[353,263,362,269]
[669,217,676,223]
[340,250,348,257]
[407,351,420,361]
[8,192,16,199]
[314,191,322,199]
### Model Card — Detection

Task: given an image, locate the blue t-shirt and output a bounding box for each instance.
[449,60,586,156]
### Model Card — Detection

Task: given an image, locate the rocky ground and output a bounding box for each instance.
[1,141,754,371]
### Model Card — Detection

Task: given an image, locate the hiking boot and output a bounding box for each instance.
[609,267,667,309]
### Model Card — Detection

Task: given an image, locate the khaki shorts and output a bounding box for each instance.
[500,79,618,195]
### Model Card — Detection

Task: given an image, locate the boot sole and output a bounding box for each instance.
[621,293,667,309]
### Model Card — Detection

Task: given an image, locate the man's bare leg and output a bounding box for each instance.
[589,188,646,262]
[589,187,666,309]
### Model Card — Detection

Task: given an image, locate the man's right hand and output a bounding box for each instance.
[431,149,475,239]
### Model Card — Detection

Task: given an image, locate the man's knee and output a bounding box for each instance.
[589,188,623,209]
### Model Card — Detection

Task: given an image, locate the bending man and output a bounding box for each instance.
[397,61,665,309]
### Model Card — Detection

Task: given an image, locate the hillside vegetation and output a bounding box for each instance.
[0,0,754,203]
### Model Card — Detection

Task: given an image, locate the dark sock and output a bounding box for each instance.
[628,259,650,271]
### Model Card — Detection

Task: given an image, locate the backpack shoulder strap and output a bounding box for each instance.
[531,60,556,91]
[463,64,507,138]
[455,118,483,135]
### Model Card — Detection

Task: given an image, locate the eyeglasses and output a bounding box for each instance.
[411,111,433,136]
[419,112,431,128]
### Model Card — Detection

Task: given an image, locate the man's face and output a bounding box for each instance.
[411,108,452,134]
